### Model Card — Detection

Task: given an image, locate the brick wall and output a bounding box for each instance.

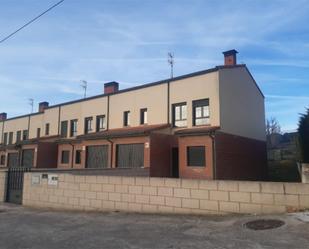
[178,135,214,179]
[0,170,7,202]
[215,132,267,181]
[23,173,309,215]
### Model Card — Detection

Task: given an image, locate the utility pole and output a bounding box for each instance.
[168,52,174,78]
[80,80,87,99]
[29,98,34,113]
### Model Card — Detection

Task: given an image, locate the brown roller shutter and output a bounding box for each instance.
[21,149,35,168]
[86,145,108,168]
[7,153,19,168]
[116,143,144,168]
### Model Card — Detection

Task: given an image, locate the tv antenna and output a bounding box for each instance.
[168,52,174,78]
[29,98,34,113]
[80,80,88,98]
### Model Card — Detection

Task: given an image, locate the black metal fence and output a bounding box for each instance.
[6,167,31,204]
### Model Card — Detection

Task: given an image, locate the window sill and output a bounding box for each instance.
[187,165,206,168]
[192,124,211,127]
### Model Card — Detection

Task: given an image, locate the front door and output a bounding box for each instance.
[172,147,179,178]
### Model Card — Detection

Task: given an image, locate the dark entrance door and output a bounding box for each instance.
[172,147,179,178]
[21,149,35,168]
[7,153,19,168]
[116,144,144,168]
[86,145,108,168]
[6,167,31,204]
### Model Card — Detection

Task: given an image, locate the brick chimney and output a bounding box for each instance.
[38,102,49,112]
[0,112,7,121]
[104,82,119,94]
[223,49,238,66]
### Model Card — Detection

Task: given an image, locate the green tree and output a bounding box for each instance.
[298,108,309,163]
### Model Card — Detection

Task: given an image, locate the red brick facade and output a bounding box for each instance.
[149,133,177,177]
[58,136,150,170]
[215,132,267,181]
[178,135,214,179]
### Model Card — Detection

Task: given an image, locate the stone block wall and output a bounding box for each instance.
[23,173,309,215]
[0,170,7,202]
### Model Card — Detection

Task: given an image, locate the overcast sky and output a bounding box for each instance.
[0,0,309,131]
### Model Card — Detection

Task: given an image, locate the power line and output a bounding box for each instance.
[0,0,65,44]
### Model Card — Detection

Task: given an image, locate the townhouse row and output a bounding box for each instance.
[0,50,267,180]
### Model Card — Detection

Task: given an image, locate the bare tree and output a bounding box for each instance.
[266,117,281,135]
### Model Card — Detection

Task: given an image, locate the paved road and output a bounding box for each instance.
[0,203,308,249]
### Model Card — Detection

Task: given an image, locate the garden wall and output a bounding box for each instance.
[0,170,7,202]
[22,172,309,215]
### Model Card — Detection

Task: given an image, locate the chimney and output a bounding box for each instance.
[223,49,238,66]
[0,112,7,121]
[104,82,119,94]
[38,102,49,112]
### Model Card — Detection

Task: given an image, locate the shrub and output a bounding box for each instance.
[298,108,309,163]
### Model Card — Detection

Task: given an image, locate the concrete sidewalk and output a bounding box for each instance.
[0,203,308,249]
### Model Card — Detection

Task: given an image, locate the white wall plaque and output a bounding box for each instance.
[31,174,41,185]
[48,174,59,186]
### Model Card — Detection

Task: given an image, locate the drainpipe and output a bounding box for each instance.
[1,120,5,145]
[107,95,110,131]
[57,106,62,136]
[106,138,113,168]
[69,142,74,169]
[167,81,170,124]
[27,115,31,139]
[210,131,217,180]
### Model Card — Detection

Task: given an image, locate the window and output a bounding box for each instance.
[75,150,82,164]
[16,131,21,143]
[123,111,130,126]
[3,133,7,145]
[60,121,68,138]
[96,115,105,132]
[3,133,8,145]
[0,155,5,165]
[84,117,93,134]
[193,99,210,126]
[70,119,78,137]
[61,151,70,164]
[172,103,187,127]
[140,108,148,125]
[8,132,13,145]
[22,130,28,140]
[187,146,206,167]
[45,123,50,136]
[37,128,41,138]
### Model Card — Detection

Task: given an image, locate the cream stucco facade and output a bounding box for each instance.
[0,65,265,145]
[218,67,266,141]
[0,49,268,183]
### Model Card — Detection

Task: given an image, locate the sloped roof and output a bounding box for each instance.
[76,124,171,141]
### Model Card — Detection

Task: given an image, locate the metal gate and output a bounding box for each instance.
[86,145,108,168]
[21,149,35,168]
[7,152,19,168]
[116,143,144,168]
[6,167,31,204]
